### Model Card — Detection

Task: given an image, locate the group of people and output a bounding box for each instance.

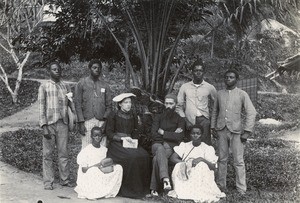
[38,58,256,202]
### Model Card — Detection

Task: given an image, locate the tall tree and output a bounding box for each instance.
[0,0,44,103]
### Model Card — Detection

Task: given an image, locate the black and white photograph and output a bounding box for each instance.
[0,0,299,202]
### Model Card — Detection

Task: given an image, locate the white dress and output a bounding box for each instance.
[74,144,123,200]
[171,141,225,202]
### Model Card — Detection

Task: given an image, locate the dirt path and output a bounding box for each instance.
[0,79,158,203]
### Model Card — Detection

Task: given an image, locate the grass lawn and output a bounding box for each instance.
[0,129,299,202]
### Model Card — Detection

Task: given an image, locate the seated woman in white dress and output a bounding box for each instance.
[75,126,123,200]
[169,125,225,202]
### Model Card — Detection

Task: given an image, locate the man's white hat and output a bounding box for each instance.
[113,93,136,102]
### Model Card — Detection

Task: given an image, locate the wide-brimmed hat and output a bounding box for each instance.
[113,93,136,102]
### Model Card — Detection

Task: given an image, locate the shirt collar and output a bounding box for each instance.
[49,79,61,84]
[191,80,205,87]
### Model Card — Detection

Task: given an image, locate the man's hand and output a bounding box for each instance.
[185,118,193,130]
[78,122,87,136]
[211,128,218,139]
[175,128,183,133]
[241,131,250,143]
[42,125,52,140]
[158,128,164,135]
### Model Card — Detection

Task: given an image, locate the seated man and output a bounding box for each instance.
[168,125,225,202]
[75,126,123,200]
[150,94,185,195]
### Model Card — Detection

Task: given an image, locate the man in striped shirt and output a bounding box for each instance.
[38,62,75,190]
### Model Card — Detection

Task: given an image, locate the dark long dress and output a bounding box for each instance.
[106,110,151,198]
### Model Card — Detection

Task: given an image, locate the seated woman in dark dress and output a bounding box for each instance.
[106,93,151,198]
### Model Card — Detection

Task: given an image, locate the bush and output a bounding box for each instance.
[0,129,81,182]
[0,79,39,119]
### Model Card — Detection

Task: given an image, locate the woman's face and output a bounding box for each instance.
[119,97,132,112]
[190,127,202,141]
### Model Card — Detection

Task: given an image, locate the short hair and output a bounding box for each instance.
[224,69,240,79]
[88,59,102,69]
[190,124,204,134]
[191,58,205,72]
[164,93,177,103]
[91,126,103,137]
[47,61,61,70]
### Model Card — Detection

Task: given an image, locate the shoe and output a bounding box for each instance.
[163,180,172,191]
[145,190,158,198]
[44,185,53,190]
[61,182,76,187]
[151,190,159,196]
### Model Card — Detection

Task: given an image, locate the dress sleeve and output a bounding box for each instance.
[204,145,218,164]
[173,142,186,159]
[77,148,89,167]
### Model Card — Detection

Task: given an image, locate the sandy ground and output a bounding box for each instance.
[0,85,299,202]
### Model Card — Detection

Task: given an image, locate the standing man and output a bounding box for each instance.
[150,94,185,195]
[211,69,256,195]
[39,61,75,190]
[176,59,217,145]
[75,59,112,149]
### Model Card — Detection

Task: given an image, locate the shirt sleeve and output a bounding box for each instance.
[38,84,47,127]
[174,142,186,159]
[176,85,186,118]
[74,80,85,122]
[243,92,257,132]
[103,85,112,119]
[210,93,219,129]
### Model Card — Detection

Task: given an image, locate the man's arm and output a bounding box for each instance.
[103,85,112,119]
[162,116,185,143]
[176,85,186,118]
[242,92,257,135]
[74,80,85,123]
[38,84,52,139]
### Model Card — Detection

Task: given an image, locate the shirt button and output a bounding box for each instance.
[226,109,228,112]
[225,117,227,120]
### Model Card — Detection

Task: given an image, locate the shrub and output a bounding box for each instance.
[0,79,39,119]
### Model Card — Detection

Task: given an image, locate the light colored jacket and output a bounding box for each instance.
[211,87,257,134]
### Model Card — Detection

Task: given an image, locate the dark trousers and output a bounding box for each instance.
[195,116,212,146]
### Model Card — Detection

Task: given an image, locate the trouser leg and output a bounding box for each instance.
[196,116,212,145]
[150,143,173,191]
[43,128,55,187]
[55,120,70,185]
[217,127,230,190]
[231,133,246,193]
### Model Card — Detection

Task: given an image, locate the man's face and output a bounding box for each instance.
[49,64,61,80]
[90,63,101,77]
[164,98,176,110]
[192,65,204,81]
[225,72,237,87]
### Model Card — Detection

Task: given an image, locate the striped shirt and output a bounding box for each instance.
[38,80,70,127]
